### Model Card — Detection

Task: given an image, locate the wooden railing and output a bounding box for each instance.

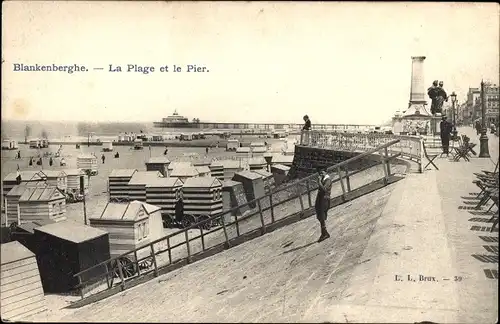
[72,139,404,304]
[300,130,423,172]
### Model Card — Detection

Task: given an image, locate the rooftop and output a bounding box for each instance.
[145,177,183,188]
[38,170,67,178]
[35,220,108,244]
[92,200,161,222]
[7,182,48,197]
[195,166,211,174]
[63,168,86,176]
[147,157,171,164]
[170,166,200,177]
[19,186,64,202]
[109,169,138,178]
[128,171,162,185]
[1,241,35,265]
[4,170,44,182]
[183,176,222,188]
[233,170,262,180]
[16,219,56,234]
[168,161,193,170]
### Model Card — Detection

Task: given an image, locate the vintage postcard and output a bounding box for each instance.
[1,1,498,323]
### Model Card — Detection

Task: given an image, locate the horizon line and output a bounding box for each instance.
[1,118,385,126]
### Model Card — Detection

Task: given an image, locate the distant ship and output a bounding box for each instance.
[153,110,199,129]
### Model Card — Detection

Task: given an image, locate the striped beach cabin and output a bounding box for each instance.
[145,177,183,217]
[218,160,244,181]
[182,177,223,217]
[145,157,171,177]
[38,170,68,192]
[127,171,163,202]
[89,201,165,258]
[18,185,67,224]
[208,161,224,180]
[65,169,89,194]
[2,171,45,200]
[76,154,98,175]
[0,241,46,321]
[108,169,137,202]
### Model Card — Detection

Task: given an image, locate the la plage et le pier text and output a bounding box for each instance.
[12,63,209,74]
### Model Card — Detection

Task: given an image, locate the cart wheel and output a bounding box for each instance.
[138,257,153,270]
[113,257,136,278]
[198,215,212,230]
[9,222,18,233]
[162,214,174,228]
[182,214,196,229]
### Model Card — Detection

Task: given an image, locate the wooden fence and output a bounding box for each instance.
[70,139,404,308]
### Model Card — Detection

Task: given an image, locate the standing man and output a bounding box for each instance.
[440,116,452,156]
[302,115,312,146]
[101,154,105,164]
[315,167,332,242]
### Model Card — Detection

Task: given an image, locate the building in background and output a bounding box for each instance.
[484,82,499,126]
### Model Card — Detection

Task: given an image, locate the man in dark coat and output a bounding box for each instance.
[175,197,184,226]
[315,167,332,242]
[302,115,311,130]
[440,116,453,155]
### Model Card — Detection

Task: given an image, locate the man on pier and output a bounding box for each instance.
[440,116,453,156]
[315,167,332,242]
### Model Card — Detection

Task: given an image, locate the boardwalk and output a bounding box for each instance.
[25,128,499,323]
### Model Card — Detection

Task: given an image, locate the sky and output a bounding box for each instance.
[2,1,499,125]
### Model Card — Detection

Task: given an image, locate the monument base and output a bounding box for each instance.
[430,115,442,136]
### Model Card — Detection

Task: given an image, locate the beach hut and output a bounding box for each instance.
[248,157,267,171]
[108,169,137,202]
[145,177,183,217]
[18,185,67,224]
[40,139,49,148]
[271,164,290,186]
[65,169,89,194]
[29,138,41,149]
[2,171,45,200]
[102,141,113,152]
[145,157,171,177]
[182,177,223,217]
[222,180,249,217]
[127,171,163,202]
[219,160,244,180]
[38,170,68,192]
[33,221,110,293]
[208,161,224,180]
[77,154,98,175]
[252,169,275,190]
[89,201,164,275]
[0,241,46,321]
[1,139,18,150]
[232,171,266,209]
[151,134,163,142]
[226,139,239,151]
[195,165,211,177]
[5,182,48,227]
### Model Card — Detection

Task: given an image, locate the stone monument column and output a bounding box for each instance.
[409,56,427,113]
